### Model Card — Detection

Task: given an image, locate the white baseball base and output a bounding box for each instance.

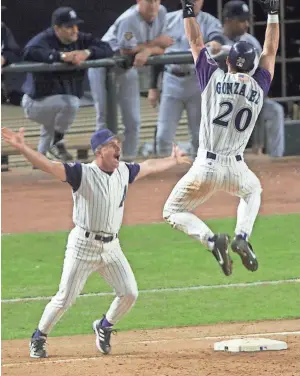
[214,338,288,352]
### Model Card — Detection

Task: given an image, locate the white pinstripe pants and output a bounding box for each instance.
[38,227,138,334]
[163,150,262,247]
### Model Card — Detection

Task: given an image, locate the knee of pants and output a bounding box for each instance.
[122,287,138,306]
[51,289,77,310]
[61,97,80,116]
[245,183,263,199]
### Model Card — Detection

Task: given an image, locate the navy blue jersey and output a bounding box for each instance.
[22,27,113,99]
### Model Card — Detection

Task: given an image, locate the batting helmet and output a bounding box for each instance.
[228,41,256,72]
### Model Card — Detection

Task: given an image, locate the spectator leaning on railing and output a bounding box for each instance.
[88,0,174,160]
[21,7,113,162]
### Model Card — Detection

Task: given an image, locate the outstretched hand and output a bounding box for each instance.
[1,127,26,151]
[171,144,192,165]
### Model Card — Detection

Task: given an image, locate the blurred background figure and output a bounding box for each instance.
[21,7,113,162]
[88,0,173,160]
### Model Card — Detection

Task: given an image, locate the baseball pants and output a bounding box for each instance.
[38,226,138,334]
[156,72,201,156]
[163,150,262,247]
[256,98,285,157]
[22,94,80,154]
[88,67,140,158]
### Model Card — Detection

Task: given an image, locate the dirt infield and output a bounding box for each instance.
[2,155,300,376]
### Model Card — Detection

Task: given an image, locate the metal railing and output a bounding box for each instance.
[3,52,299,137]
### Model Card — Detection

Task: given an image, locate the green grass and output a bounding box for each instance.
[2,284,299,340]
[2,214,300,340]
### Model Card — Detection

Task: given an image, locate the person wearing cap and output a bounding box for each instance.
[21,7,113,162]
[148,0,224,158]
[1,125,191,358]
[219,0,284,157]
[88,0,174,160]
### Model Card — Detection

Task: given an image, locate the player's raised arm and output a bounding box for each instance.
[181,0,205,63]
[257,0,280,80]
[134,144,191,181]
[1,127,66,181]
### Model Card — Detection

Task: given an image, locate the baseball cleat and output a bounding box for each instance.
[92,317,115,355]
[29,331,48,358]
[231,235,258,272]
[211,233,232,276]
[48,143,73,162]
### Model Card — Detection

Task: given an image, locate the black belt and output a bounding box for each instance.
[166,69,192,77]
[85,231,118,243]
[206,151,242,162]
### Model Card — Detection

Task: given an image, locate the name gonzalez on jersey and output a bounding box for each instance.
[216,76,261,105]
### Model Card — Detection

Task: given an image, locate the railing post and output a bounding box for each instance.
[105,67,118,134]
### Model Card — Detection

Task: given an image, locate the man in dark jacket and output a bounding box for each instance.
[22,7,113,161]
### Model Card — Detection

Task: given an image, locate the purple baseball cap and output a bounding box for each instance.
[90,129,121,153]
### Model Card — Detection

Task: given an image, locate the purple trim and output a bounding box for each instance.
[252,67,272,96]
[63,162,82,192]
[195,48,219,92]
[101,317,113,328]
[125,163,140,184]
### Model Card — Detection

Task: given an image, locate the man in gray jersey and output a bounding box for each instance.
[163,0,280,276]
[149,0,224,157]
[2,126,190,358]
[88,0,173,159]
[219,1,284,157]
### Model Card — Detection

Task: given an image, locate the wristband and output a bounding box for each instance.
[267,14,279,23]
[182,4,195,18]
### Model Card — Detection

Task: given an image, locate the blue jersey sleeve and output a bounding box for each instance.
[195,48,219,92]
[63,162,82,192]
[125,163,140,184]
[253,67,272,97]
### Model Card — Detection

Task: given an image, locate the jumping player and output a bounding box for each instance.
[1,127,190,358]
[163,0,280,276]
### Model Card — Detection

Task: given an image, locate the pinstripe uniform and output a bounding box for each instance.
[38,160,140,334]
[156,10,223,156]
[163,48,271,246]
[219,33,285,157]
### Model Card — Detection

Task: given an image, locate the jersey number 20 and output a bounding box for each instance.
[213,101,252,132]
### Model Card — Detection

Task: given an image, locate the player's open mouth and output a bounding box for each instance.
[114,154,120,161]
